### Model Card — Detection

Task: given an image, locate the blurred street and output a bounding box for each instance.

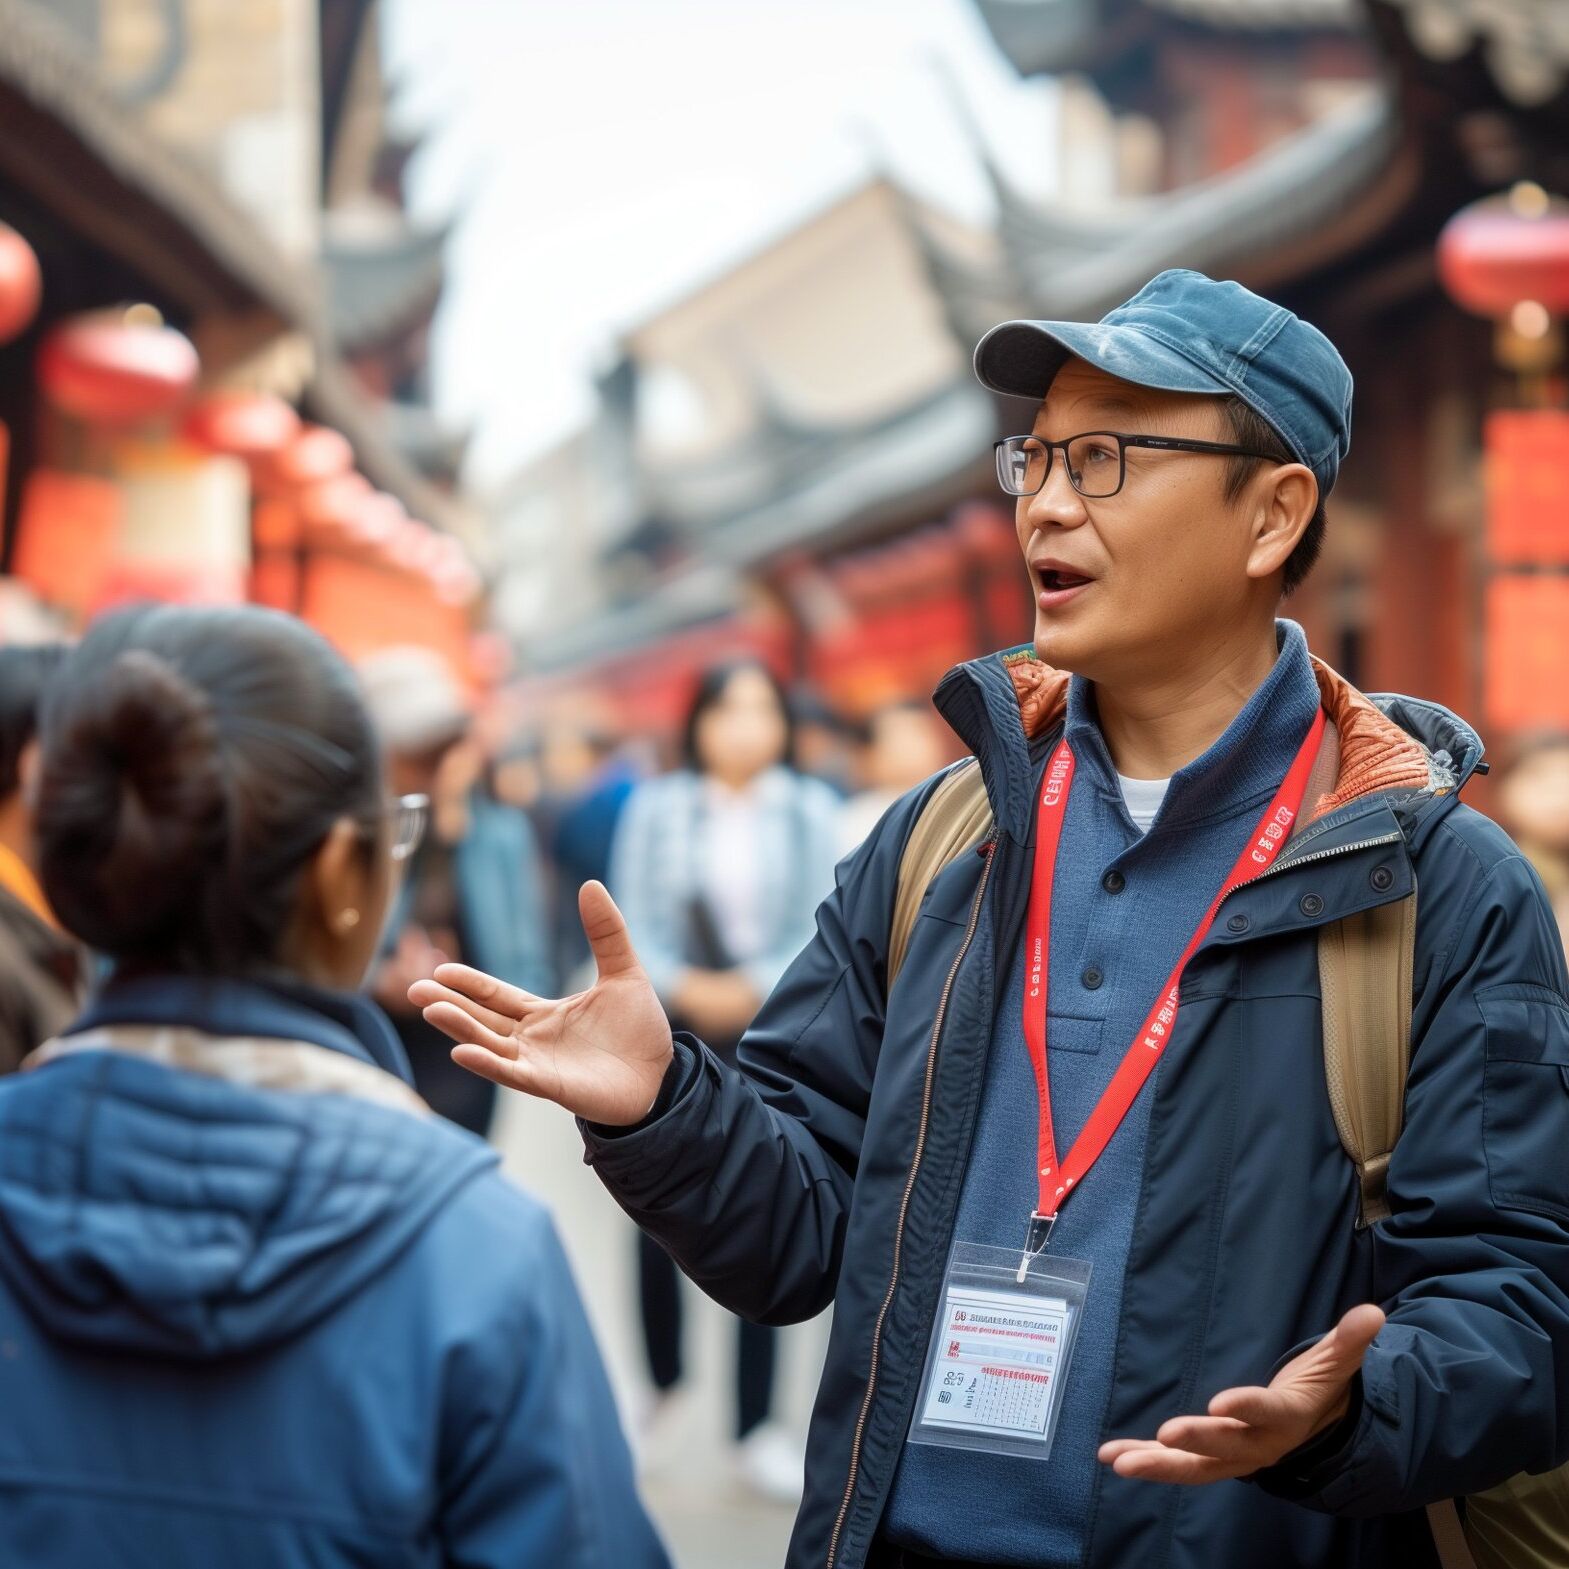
[0,1,1566,1567]
[491,1085,818,1567]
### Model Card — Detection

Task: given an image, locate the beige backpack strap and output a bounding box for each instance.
[1426,1500,1480,1569]
[1320,835,1569,1567]
[1317,887,1417,1226]
[1461,1463,1569,1569]
[887,760,994,992]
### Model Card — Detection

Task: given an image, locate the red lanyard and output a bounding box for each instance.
[1022,707,1326,1237]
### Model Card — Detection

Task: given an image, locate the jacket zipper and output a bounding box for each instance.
[1217,830,1404,908]
[826,839,998,1569]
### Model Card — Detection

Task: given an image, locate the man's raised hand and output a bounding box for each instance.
[1097,1303,1385,1485]
[407,880,674,1126]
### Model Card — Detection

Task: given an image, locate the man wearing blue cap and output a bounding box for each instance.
[415,272,1569,1569]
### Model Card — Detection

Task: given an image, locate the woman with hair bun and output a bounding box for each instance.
[0,604,667,1569]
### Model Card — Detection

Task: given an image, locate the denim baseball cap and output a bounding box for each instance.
[973,269,1353,498]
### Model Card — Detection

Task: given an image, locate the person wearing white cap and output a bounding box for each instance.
[359,646,552,1136]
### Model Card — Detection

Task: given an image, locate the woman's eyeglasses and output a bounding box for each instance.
[388,793,429,864]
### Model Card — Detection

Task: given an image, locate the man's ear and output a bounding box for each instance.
[1245,463,1318,583]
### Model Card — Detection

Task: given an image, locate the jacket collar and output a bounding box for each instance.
[69,972,415,1086]
[934,620,1484,845]
[29,1025,428,1115]
[1059,621,1322,834]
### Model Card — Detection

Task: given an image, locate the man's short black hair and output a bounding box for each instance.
[0,644,68,800]
[1220,396,1326,598]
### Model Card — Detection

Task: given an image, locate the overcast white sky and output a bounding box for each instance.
[381,0,1056,490]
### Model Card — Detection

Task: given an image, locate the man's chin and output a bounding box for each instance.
[1033,618,1090,672]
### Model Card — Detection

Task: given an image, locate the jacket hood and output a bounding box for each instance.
[0,975,497,1360]
[934,621,1485,844]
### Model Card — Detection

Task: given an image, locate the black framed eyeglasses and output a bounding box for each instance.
[994,431,1282,500]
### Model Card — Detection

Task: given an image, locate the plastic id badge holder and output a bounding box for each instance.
[908,1241,1091,1461]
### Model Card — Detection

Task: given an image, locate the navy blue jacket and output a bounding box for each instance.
[0,975,667,1569]
[583,646,1569,1569]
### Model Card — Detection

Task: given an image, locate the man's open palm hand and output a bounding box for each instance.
[407,881,674,1127]
[1097,1304,1385,1485]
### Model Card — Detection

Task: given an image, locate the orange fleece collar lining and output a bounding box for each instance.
[1001,651,1436,822]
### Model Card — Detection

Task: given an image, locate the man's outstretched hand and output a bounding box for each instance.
[1097,1303,1385,1485]
[407,880,674,1127]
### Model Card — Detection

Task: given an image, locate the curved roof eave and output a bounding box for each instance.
[322,221,448,352]
[976,0,1356,79]
[906,91,1407,341]
[973,0,1119,77]
[1016,91,1403,315]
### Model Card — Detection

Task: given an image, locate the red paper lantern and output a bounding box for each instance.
[354,492,407,556]
[432,556,483,608]
[12,469,121,612]
[252,496,302,551]
[387,517,443,575]
[1438,190,1569,318]
[269,424,354,488]
[183,392,299,459]
[0,223,42,344]
[37,313,199,423]
[299,472,373,544]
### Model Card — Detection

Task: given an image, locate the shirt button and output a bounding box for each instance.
[1226,913,1250,934]
[1300,893,1324,917]
[1370,866,1394,892]
[1102,870,1126,894]
[1082,967,1104,990]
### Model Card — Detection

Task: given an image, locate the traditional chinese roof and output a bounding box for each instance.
[1370,0,1569,117]
[975,0,1569,124]
[1146,0,1356,23]
[906,91,1405,350]
[974,0,1358,79]
[0,0,319,327]
[0,0,462,535]
[382,399,470,485]
[641,376,995,563]
[527,561,743,673]
[322,211,448,352]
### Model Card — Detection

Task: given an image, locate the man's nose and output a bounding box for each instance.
[1021,454,1088,534]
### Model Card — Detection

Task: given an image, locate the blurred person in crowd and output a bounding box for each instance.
[790,683,860,796]
[414,272,1569,1569]
[607,657,840,1501]
[0,604,665,1569]
[0,644,83,1074]
[360,646,551,1137]
[489,733,543,815]
[839,697,951,856]
[1495,731,1569,948]
[523,716,642,993]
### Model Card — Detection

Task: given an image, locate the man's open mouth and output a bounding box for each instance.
[1038,568,1094,591]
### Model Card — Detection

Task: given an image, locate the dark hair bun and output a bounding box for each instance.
[38,648,229,958]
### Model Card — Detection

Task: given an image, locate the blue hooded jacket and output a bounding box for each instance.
[0,975,668,1569]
